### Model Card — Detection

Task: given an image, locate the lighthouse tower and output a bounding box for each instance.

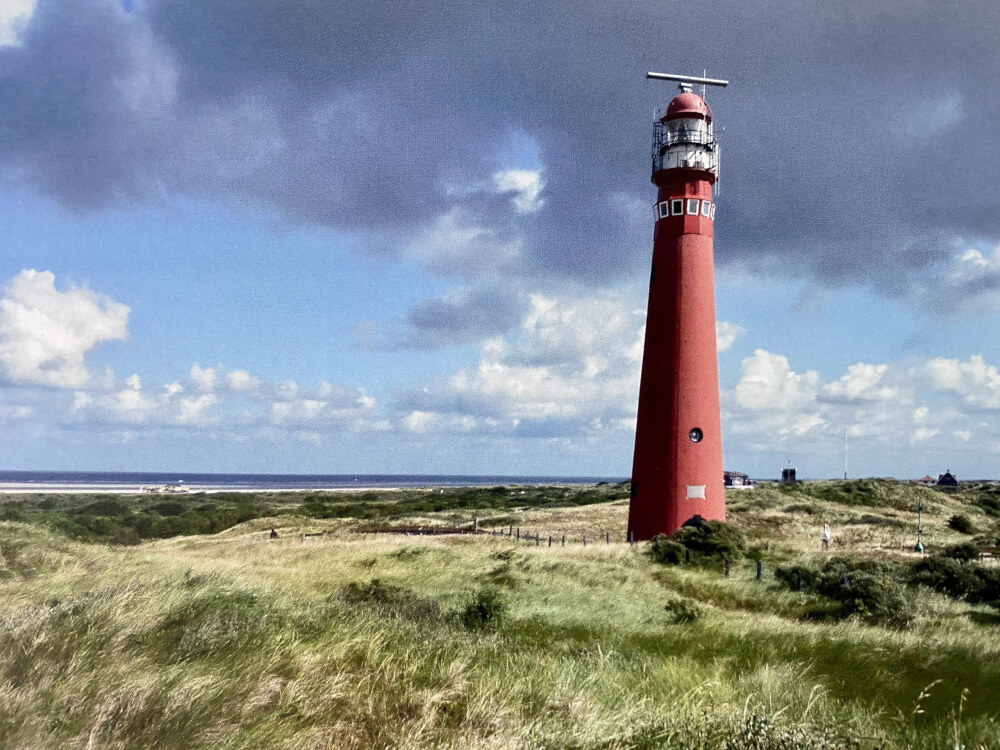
[628,73,728,540]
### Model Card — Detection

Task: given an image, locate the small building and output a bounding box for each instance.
[937,470,958,487]
[724,471,754,489]
[917,475,936,487]
[781,467,797,485]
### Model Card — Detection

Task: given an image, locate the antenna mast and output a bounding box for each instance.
[844,428,848,480]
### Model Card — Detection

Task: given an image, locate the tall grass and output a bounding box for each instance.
[2,480,1000,748]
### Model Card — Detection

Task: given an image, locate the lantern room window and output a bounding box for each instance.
[666,117,710,146]
[671,199,684,215]
[687,199,700,215]
[701,201,711,217]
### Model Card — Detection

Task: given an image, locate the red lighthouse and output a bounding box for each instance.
[628,73,728,540]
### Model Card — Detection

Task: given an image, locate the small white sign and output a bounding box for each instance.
[686,484,706,500]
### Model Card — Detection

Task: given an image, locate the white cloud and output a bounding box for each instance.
[0,0,35,46]
[0,270,129,388]
[268,384,378,429]
[923,354,1000,409]
[227,369,262,392]
[176,394,219,425]
[403,410,439,433]
[716,321,745,352]
[494,169,545,214]
[395,292,644,436]
[734,350,820,411]
[402,209,522,278]
[822,363,897,402]
[915,245,1000,317]
[190,363,219,392]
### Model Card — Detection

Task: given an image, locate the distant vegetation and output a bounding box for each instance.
[3,477,1000,748]
[0,482,630,545]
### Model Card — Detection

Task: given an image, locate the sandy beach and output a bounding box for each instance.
[0,483,406,495]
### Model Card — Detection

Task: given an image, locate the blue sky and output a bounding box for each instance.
[2,0,1000,479]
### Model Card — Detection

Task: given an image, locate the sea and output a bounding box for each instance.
[0,471,625,492]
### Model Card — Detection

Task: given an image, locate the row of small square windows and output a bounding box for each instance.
[655,198,716,221]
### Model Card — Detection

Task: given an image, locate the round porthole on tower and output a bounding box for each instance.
[689,427,703,443]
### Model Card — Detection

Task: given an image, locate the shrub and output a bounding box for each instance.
[149,501,187,517]
[940,542,980,563]
[948,514,977,534]
[670,520,747,565]
[650,536,687,565]
[72,498,131,517]
[910,556,1000,605]
[460,588,506,631]
[774,564,818,591]
[663,597,701,624]
[776,558,912,626]
[819,570,911,626]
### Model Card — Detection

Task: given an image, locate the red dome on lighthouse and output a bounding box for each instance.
[664,92,713,123]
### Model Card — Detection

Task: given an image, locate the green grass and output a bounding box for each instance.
[2,479,1000,748]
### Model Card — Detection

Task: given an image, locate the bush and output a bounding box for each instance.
[940,542,980,563]
[460,588,506,631]
[948,514,977,534]
[776,557,912,626]
[819,570,911,626]
[910,556,1000,605]
[649,521,747,567]
[650,536,687,564]
[663,597,701,624]
[774,564,818,591]
[671,520,747,564]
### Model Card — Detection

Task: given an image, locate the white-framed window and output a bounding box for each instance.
[687,198,700,215]
[710,204,716,220]
[659,201,670,218]
[701,200,711,217]
[671,199,684,216]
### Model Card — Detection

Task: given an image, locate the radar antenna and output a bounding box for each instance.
[646,72,729,88]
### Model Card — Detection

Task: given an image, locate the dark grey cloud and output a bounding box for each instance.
[2,0,1000,304]
[399,287,527,350]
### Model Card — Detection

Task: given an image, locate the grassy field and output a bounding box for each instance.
[1,479,999,748]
